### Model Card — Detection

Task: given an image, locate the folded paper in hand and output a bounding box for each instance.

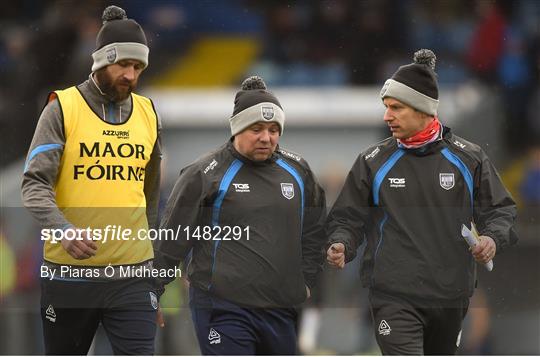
[461,223,493,271]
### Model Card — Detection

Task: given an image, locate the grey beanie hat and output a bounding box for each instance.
[230,76,285,136]
[91,5,149,72]
[380,49,439,115]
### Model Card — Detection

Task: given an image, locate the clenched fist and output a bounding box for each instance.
[327,243,345,269]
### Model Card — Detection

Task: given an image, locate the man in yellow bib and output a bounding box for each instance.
[21,6,161,355]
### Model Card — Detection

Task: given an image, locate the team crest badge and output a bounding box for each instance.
[439,173,455,190]
[106,47,117,63]
[281,183,294,200]
[261,106,274,120]
[149,292,158,310]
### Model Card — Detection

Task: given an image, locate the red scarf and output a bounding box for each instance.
[398,117,442,149]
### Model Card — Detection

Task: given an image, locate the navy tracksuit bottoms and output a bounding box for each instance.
[189,287,298,355]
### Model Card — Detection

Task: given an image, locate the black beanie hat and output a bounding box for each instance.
[91,5,149,72]
[380,49,439,115]
[230,76,285,136]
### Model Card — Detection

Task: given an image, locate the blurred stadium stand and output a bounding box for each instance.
[1,0,539,354]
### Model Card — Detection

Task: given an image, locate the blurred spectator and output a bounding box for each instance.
[526,45,540,144]
[0,26,33,102]
[30,2,79,92]
[498,25,535,152]
[306,0,349,64]
[347,0,402,85]
[466,0,507,82]
[519,146,540,206]
[261,1,312,65]
[63,11,101,83]
[0,25,34,166]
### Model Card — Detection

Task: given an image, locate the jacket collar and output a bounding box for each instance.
[397,126,452,156]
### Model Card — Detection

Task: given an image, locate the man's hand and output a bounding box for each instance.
[157,306,165,328]
[306,285,311,299]
[61,229,98,260]
[327,243,345,269]
[471,235,496,264]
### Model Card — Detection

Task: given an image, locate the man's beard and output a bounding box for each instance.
[95,70,136,102]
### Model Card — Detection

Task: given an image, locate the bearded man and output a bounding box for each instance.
[21,5,161,354]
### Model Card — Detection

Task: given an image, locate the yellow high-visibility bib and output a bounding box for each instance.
[45,86,157,266]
